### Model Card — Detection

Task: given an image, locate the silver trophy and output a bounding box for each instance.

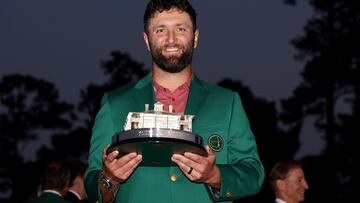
[107,102,207,166]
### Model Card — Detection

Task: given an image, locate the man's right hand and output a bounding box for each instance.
[101,145,143,185]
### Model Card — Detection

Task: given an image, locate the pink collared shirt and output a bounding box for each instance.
[153,76,192,113]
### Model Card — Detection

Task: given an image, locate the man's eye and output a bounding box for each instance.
[156,29,164,33]
[177,27,186,32]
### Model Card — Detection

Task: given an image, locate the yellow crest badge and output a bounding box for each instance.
[208,134,224,152]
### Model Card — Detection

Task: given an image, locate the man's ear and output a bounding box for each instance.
[60,179,70,196]
[276,179,286,191]
[194,29,199,48]
[143,32,150,51]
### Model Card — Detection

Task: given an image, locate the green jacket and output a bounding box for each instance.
[85,73,264,203]
[26,192,70,203]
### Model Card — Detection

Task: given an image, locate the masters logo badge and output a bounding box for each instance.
[208,134,224,152]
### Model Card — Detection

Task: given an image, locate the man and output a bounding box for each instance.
[269,160,309,203]
[85,0,265,202]
[64,162,88,202]
[27,161,71,203]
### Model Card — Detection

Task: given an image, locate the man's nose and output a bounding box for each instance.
[303,180,309,189]
[166,30,176,44]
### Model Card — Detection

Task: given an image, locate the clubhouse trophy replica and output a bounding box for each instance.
[107,102,207,166]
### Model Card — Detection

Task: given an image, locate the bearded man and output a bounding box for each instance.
[84,1,264,203]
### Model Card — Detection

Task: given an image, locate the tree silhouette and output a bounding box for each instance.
[79,51,148,128]
[43,51,149,170]
[0,74,75,202]
[0,51,148,202]
[283,0,359,201]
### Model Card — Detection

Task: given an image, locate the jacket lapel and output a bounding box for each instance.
[133,73,156,111]
[185,76,209,116]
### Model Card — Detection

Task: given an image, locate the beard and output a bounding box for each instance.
[149,39,194,73]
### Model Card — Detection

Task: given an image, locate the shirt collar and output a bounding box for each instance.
[42,189,62,197]
[153,74,193,93]
[275,198,287,203]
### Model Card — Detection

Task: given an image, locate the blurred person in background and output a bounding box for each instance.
[64,161,89,202]
[26,161,71,203]
[269,160,309,203]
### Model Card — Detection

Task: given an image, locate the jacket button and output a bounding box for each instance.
[170,174,178,182]
[226,192,233,197]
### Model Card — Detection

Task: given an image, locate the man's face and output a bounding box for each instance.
[144,8,199,73]
[282,167,309,202]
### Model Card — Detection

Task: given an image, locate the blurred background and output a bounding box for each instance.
[0,0,358,202]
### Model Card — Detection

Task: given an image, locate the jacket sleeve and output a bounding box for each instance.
[214,93,265,201]
[84,94,116,203]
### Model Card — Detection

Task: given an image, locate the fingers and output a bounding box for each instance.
[205,145,214,156]
[183,152,203,163]
[111,154,142,183]
[119,155,142,177]
[102,146,142,184]
[187,167,193,175]
[172,153,202,173]
[171,155,190,171]
[171,155,198,180]
[107,152,141,171]
[117,152,138,165]
[183,146,211,163]
[172,153,195,167]
[121,153,142,170]
[102,145,121,164]
[102,145,139,165]
[106,150,119,162]
[171,146,218,183]
[102,145,110,161]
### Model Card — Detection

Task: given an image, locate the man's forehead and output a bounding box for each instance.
[287,168,305,179]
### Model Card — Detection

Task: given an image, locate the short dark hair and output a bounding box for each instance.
[268,160,302,192]
[143,0,197,34]
[40,161,70,191]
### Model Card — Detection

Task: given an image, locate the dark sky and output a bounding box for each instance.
[0,0,323,159]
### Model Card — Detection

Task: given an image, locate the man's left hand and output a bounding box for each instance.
[171,145,221,189]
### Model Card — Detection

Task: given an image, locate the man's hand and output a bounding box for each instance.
[171,145,221,189]
[102,145,142,184]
